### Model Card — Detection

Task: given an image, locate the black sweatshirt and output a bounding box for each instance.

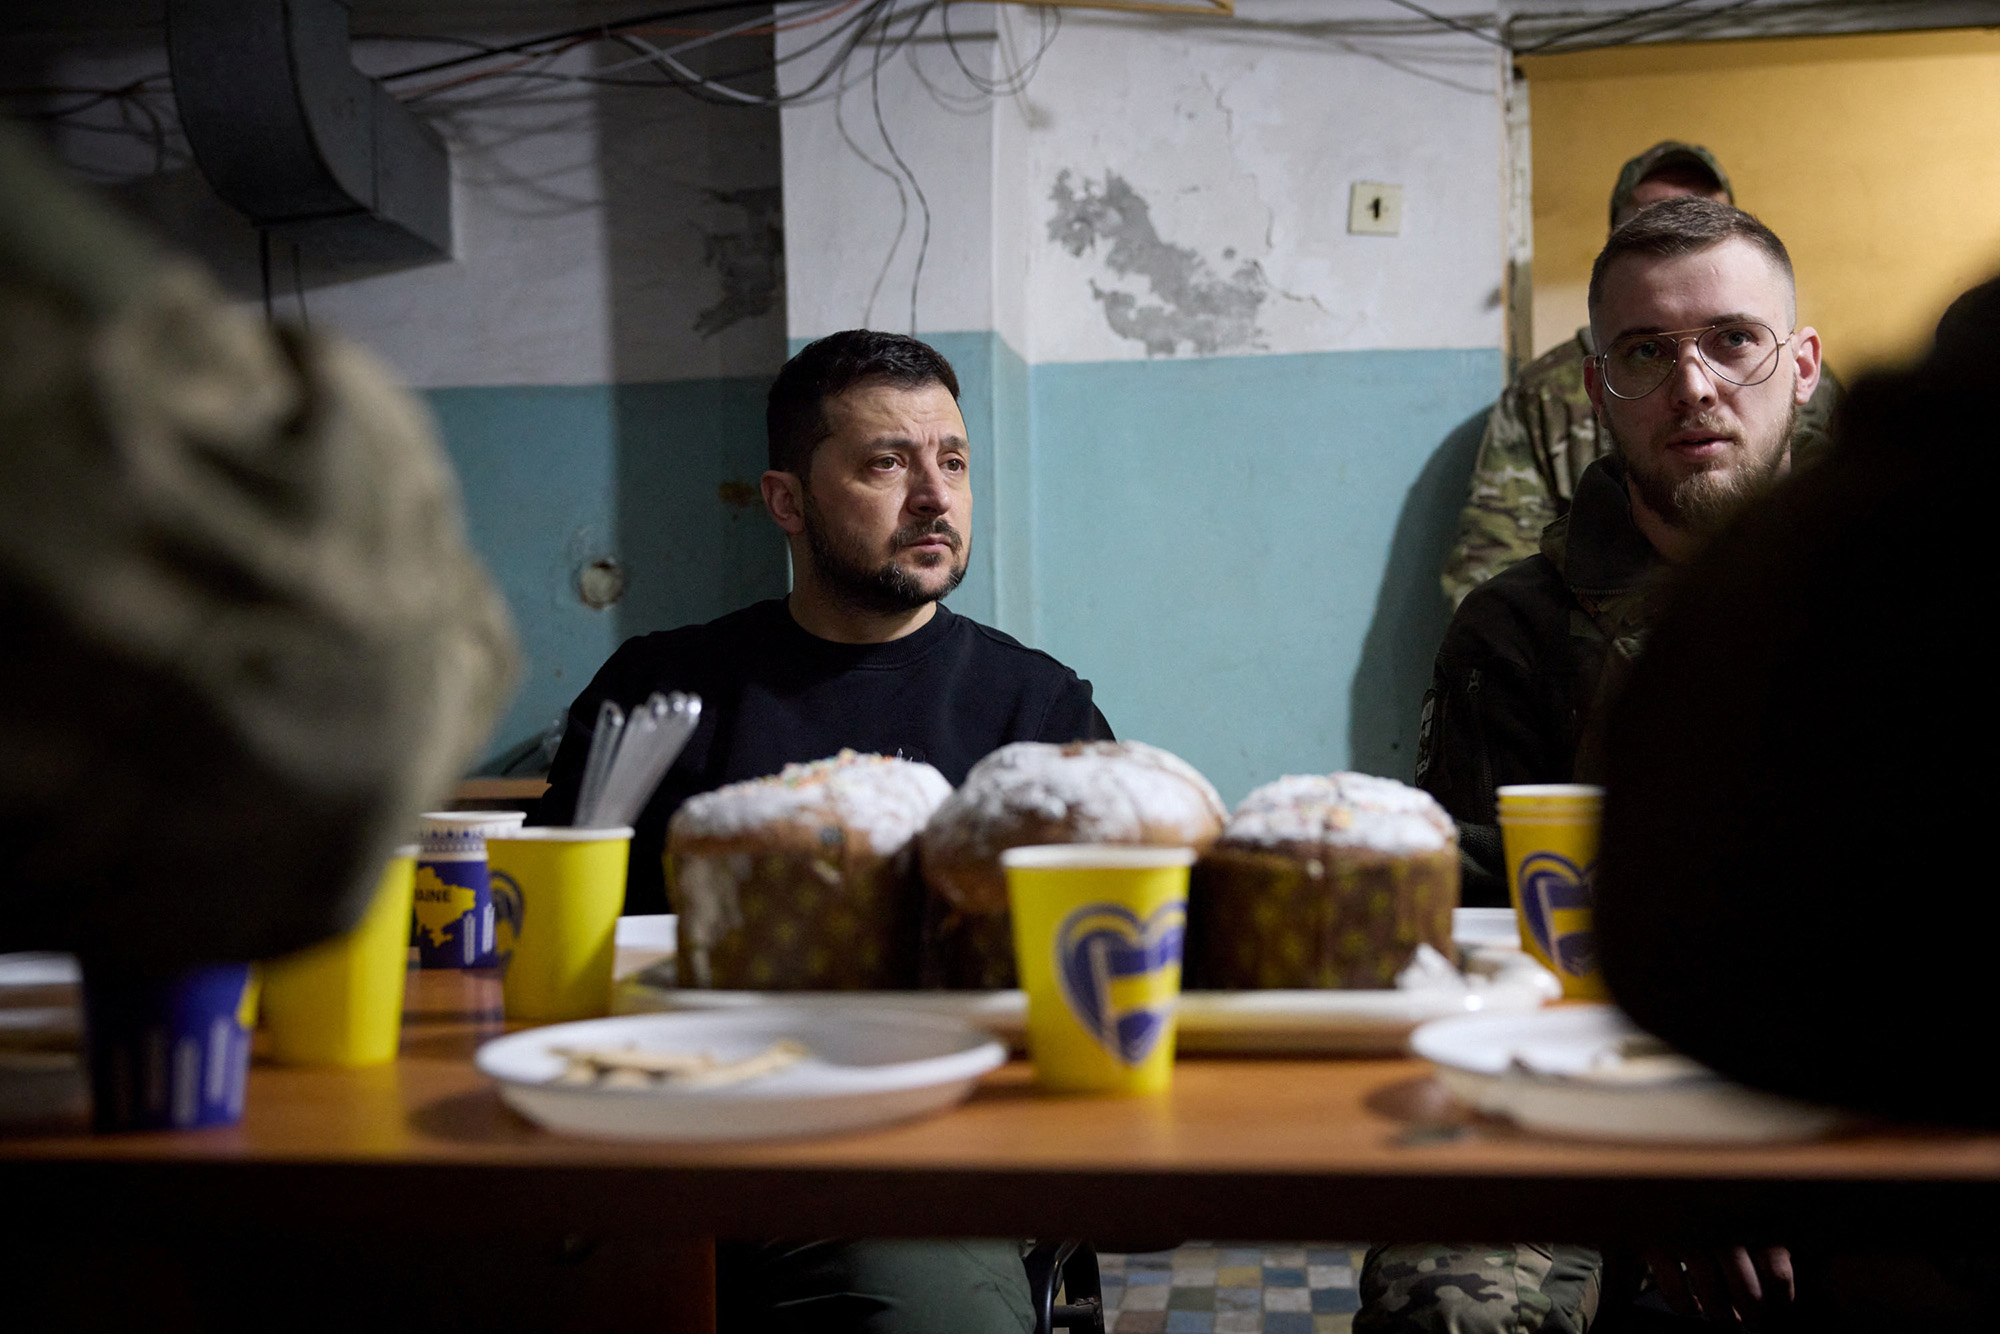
[541,598,1114,913]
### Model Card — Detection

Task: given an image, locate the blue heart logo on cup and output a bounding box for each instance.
[1516,851,1596,976]
[489,869,525,971]
[1054,900,1187,1066]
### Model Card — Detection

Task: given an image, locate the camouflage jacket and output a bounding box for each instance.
[1414,454,1669,906]
[1441,330,1844,608]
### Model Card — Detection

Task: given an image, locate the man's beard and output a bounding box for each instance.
[801,491,967,616]
[1614,395,1795,539]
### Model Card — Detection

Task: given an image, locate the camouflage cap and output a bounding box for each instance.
[1609,141,1732,228]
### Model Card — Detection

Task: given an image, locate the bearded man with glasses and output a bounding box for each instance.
[1439,141,1843,610]
[1415,196,1821,911]
[1369,198,1820,1334]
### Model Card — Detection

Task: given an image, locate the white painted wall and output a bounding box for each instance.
[33,40,785,389]
[781,0,1505,360]
[326,44,787,388]
[1019,5,1503,362]
[777,8,1004,338]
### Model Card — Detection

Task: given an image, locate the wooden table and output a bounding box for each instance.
[6,971,2000,1325]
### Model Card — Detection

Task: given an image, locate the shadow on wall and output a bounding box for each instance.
[1346,406,1488,781]
[596,77,790,648]
[612,380,788,644]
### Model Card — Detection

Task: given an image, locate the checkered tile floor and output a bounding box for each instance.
[1096,1244,1365,1334]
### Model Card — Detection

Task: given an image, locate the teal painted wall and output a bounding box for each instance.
[1030,348,1501,804]
[430,343,1499,794]
[426,377,785,764]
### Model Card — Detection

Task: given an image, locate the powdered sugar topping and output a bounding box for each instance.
[925,740,1225,852]
[1223,772,1455,854]
[671,750,951,854]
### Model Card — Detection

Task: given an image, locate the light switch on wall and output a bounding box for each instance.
[1348,182,1404,236]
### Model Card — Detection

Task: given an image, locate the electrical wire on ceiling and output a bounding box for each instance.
[8,0,1886,137]
[1,76,181,180]
[380,0,901,107]
[4,0,1889,333]
[833,11,913,328]
[2,0,1066,337]
[937,1,1061,102]
[869,1,937,333]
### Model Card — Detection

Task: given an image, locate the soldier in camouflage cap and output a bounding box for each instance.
[1607,140,1732,229]
[1440,140,1841,609]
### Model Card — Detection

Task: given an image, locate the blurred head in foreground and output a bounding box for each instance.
[0,123,518,965]
[1598,274,1994,1124]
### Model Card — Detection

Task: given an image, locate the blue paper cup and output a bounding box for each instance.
[81,961,255,1132]
[414,811,525,968]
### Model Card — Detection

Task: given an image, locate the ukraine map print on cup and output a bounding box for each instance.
[1003,844,1195,1094]
[414,811,526,968]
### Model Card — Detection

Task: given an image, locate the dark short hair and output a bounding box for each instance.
[1589,197,1794,314]
[766,330,961,476]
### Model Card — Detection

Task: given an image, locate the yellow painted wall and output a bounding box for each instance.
[1521,29,2000,375]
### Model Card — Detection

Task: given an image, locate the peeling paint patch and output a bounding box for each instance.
[695,186,783,338]
[1047,170,1265,356]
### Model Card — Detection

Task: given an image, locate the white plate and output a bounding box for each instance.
[1451,907,1522,949]
[0,952,81,989]
[477,1008,1006,1142]
[0,953,85,1128]
[1412,1005,1848,1144]
[613,914,678,981]
[617,949,1557,1056]
[614,910,1557,1055]
[614,915,677,950]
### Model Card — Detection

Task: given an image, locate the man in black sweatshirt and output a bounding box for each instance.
[543,329,1108,919]
[541,328,1110,1334]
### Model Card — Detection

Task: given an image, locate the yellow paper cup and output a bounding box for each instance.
[261,847,419,1066]
[1497,784,1606,999]
[487,827,632,1023]
[1002,845,1194,1095]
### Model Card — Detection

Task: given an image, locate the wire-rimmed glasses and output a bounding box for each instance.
[1594,321,1795,400]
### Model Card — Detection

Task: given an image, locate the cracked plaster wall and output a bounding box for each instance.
[1015,7,1503,363]
[780,0,1504,362]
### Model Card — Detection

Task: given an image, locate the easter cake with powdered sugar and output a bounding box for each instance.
[1190,772,1458,989]
[916,740,1226,987]
[667,751,950,989]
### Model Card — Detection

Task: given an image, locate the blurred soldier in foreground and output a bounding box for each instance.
[1601,276,1993,1129]
[1441,140,1843,608]
[1584,278,1997,1334]
[0,124,517,964]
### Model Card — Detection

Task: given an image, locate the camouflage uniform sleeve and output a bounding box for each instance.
[1440,392,1560,611]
